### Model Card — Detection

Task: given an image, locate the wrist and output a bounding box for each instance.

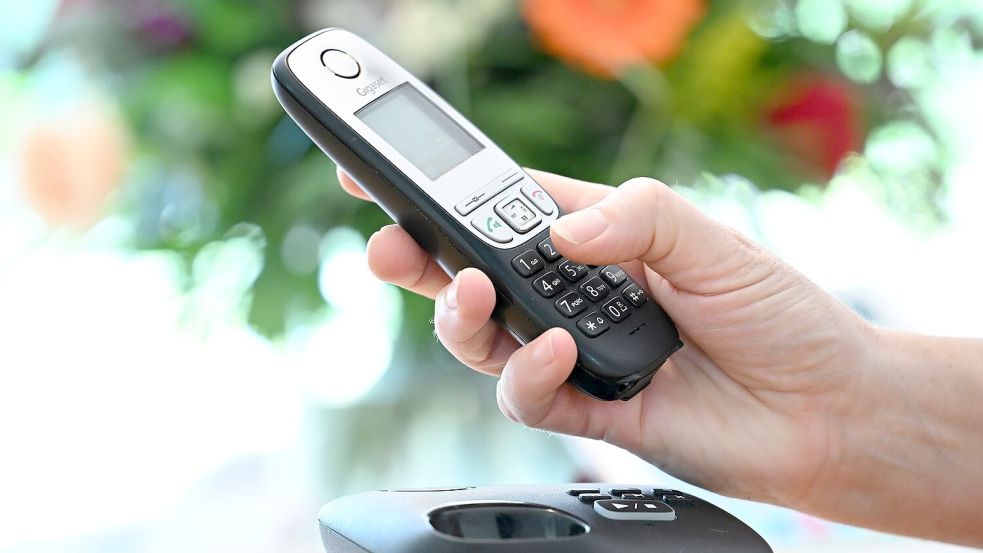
[793,324,983,545]
[782,315,881,513]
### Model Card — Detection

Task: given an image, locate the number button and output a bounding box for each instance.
[532,271,566,298]
[557,260,588,283]
[622,282,648,307]
[511,250,544,277]
[601,297,631,323]
[537,237,561,262]
[600,265,627,287]
[554,292,588,318]
[579,277,610,303]
[576,312,610,338]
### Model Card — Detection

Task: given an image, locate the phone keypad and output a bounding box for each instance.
[484,184,650,337]
[510,240,651,337]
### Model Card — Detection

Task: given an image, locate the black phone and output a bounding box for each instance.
[271,28,682,400]
[318,484,772,552]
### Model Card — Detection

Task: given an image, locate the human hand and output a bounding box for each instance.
[336,167,870,511]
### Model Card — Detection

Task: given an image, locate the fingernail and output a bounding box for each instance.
[444,277,460,310]
[532,330,556,366]
[552,209,608,245]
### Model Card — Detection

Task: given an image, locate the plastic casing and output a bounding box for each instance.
[317,484,773,553]
[271,29,682,400]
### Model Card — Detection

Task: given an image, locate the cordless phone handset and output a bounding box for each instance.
[272,28,682,400]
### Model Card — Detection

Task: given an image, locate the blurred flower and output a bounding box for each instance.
[766,77,862,179]
[522,0,706,78]
[132,5,194,51]
[18,101,130,229]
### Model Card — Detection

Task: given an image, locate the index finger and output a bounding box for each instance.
[337,166,373,201]
[335,166,613,213]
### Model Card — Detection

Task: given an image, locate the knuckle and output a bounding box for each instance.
[620,176,669,196]
[434,316,497,370]
[614,177,671,218]
[432,311,460,348]
[455,341,495,370]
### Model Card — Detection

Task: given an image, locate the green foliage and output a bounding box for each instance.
[33,0,973,338]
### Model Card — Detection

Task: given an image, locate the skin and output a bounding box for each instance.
[336,167,983,546]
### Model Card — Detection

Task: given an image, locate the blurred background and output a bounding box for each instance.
[1,0,982,551]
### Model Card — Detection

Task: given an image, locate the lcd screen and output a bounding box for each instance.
[357,83,483,180]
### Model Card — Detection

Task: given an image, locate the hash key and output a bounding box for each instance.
[622,282,648,307]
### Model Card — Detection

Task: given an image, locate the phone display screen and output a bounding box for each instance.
[357,83,483,180]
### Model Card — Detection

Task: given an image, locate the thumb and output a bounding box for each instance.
[550,177,773,295]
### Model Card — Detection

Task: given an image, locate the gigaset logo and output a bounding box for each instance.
[357,78,388,96]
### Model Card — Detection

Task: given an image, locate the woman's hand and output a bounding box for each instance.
[336,167,983,546]
[339,167,868,505]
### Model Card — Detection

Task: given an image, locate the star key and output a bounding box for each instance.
[577,312,610,338]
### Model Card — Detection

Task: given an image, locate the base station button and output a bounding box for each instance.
[594,499,675,521]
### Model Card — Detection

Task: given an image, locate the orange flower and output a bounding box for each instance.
[522,0,707,79]
[19,102,129,230]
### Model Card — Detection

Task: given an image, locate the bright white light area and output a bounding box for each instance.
[295,228,403,408]
[0,242,303,548]
[684,44,983,338]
